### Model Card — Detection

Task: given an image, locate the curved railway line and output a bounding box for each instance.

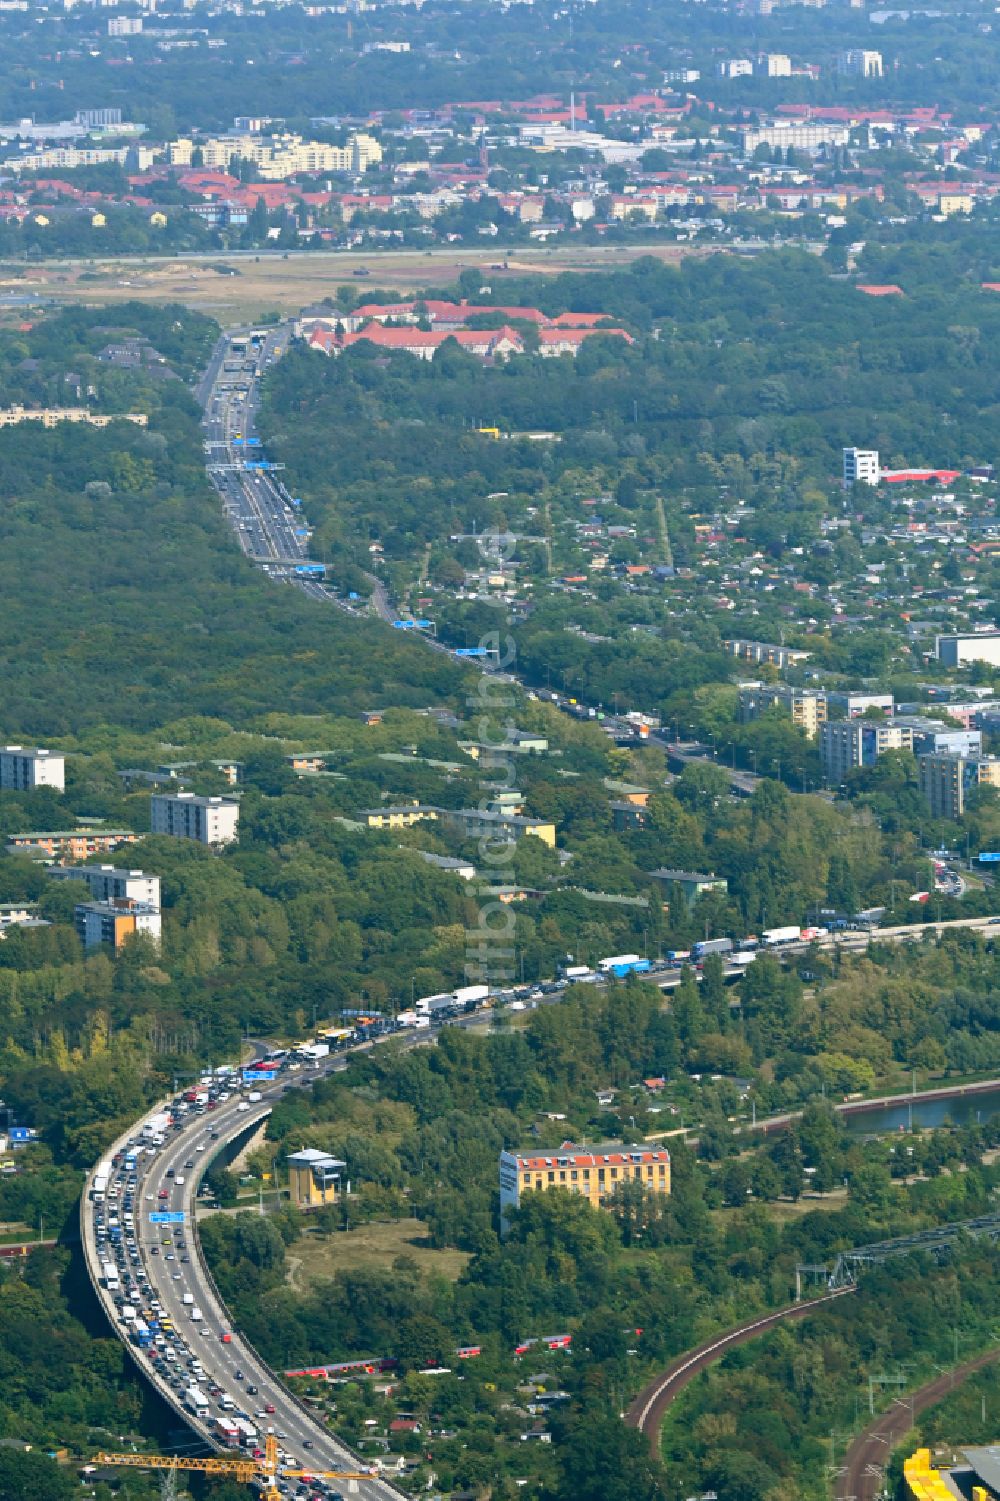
[625,1288,856,1455]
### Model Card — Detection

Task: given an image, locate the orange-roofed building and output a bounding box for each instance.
[500,1139,670,1229]
[857,283,904,296]
[537,326,634,355]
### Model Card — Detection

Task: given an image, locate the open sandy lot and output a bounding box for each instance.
[0,242,710,324]
[286,1216,471,1292]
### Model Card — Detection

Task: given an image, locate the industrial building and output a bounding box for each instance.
[905,1444,1000,1500]
[150,792,239,846]
[286,1148,348,1209]
[0,745,64,792]
[499,1140,671,1231]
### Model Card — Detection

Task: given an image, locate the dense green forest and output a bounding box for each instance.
[0,303,465,733]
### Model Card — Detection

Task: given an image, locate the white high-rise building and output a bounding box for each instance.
[837,49,883,77]
[150,792,239,846]
[843,447,881,486]
[0,745,65,792]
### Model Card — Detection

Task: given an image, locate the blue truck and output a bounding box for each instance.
[598,954,652,979]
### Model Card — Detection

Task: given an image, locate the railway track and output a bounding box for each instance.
[625,1288,856,1457]
[838,1347,1000,1501]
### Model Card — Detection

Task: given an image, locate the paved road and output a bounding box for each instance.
[83,1067,404,1501]
[837,1346,1000,1501]
[625,1289,856,1458]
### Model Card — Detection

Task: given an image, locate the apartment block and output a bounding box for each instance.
[0,406,147,429]
[918,753,1000,820]
[843,447,881,486]
[716,58,754,77]
[49,864,160,908]
[358,803,439,830]
[150,792,239,846]
[936,633,1000,669]
[169,130,381,179]
[757,53,792,75]
[837,48,883,77]
[0,745,65,792]
[287,1148,347,1209]
[820,719,913,784]
[6,828,136,861]
[737,684,828,738]
[892,718,982,759]
[723,638,811,670]
[75,899,161,951]
[741,122,851,154]
[500,1140,671,1231]
[825,690,894,719]
[441,807,556,848]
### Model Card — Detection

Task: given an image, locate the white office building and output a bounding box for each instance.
[0,745,65,792]
[843,447,881,486]
[150,792,239,846]
[50,864,160,908]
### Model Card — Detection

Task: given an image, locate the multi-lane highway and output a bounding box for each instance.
[82,1064,404,1501]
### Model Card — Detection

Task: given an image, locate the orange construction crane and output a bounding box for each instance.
[94,1431,374,1501]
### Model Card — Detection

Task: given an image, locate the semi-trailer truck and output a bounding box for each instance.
[598,954,652,978]
[691,938,734,961]
[761,926,801,947]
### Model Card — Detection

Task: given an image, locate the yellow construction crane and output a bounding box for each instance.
[94,1432,374,1501]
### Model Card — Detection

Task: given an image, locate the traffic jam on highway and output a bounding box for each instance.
[204,330,344,605]
[88,1065,375,1500]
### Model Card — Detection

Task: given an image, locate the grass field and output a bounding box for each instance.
[0,242,708,324]
[287,1217,471,1292]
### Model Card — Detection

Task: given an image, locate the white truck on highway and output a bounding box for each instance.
[185,1386,210,1417]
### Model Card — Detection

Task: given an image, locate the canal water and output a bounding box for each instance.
[843,1085,1000,1136]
